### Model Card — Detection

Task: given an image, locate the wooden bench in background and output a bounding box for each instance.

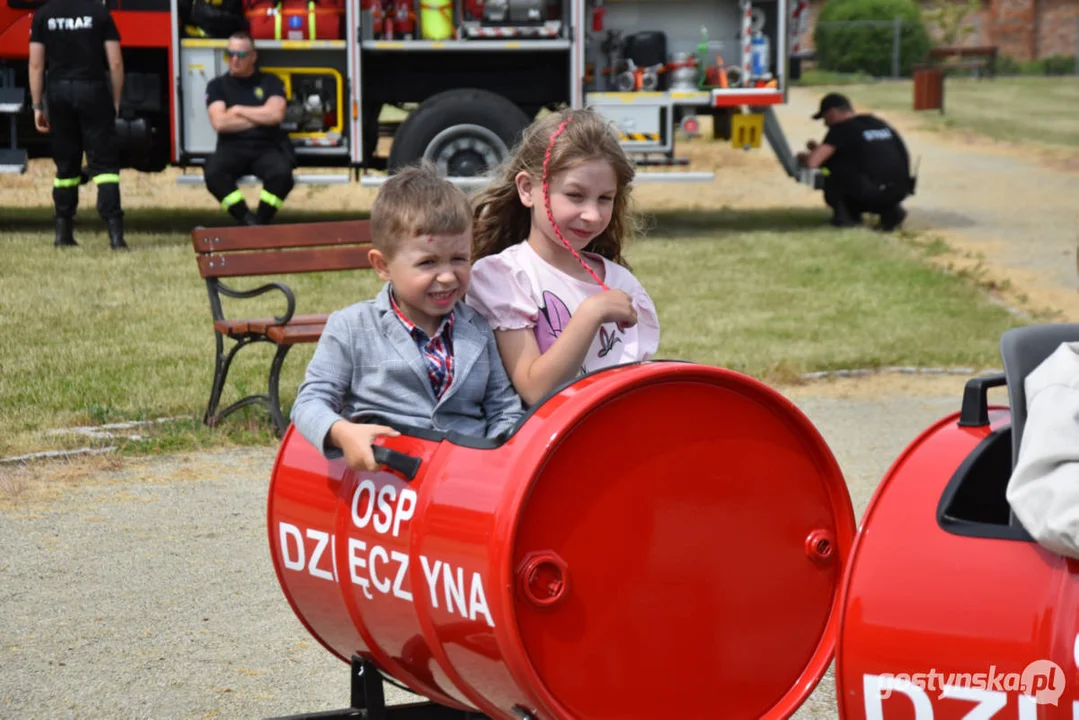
[191,220,373,436]
[928,45,998,78]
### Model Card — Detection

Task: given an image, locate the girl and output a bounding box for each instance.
[465,108,660,406]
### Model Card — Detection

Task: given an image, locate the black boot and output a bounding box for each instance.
[106,215,129,251]
[878,205,907,232]
[227,200,259,226]
[54,217,78,247]
[256,200,279,225]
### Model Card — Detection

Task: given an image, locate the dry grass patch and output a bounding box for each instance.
[0,453,126,512]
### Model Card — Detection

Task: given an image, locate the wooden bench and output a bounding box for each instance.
[191,219,374,437]
[928,45,998,78]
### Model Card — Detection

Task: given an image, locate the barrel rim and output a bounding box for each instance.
[351,360,688,450]
[493,361,859,720]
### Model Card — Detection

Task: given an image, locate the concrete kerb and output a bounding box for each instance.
[0,416,191,465]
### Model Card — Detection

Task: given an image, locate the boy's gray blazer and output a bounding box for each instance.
[290,283,525,459]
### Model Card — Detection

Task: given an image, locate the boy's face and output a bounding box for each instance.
[370,230,472,336]
[516,158,617,252]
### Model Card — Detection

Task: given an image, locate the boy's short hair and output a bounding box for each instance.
[370,162,473,257]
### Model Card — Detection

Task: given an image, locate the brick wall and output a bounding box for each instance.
[799,0,1077,61]
[986,0,1036,60]
[1037,0,1079,58]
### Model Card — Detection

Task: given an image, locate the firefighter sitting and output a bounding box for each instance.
[204,30,294,225]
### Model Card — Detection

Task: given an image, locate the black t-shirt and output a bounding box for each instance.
[205,71,288,150]
[30,0,120,82]
[823,114,909,185]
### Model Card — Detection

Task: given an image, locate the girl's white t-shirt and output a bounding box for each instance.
[465,242,661,376]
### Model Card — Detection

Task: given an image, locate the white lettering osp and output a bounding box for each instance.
[352,480,416,538]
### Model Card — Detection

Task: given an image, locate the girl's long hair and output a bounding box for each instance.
[472,108,640,269]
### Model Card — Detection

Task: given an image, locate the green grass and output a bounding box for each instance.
[0,207,1026,458]
[810,76,1079,149]
[794,68,879,86]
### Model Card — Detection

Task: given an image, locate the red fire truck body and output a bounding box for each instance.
[0,0,816,188]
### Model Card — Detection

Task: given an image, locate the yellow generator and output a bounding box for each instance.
[263,66,345,147]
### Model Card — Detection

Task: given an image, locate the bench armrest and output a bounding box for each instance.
[216,280,297,325]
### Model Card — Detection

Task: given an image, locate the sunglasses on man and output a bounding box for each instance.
[224,49,251,59]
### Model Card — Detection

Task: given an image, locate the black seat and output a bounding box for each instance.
[1000,324,1079,467]
[1000,324,1079,530]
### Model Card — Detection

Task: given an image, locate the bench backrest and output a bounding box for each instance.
[191,220,375,279]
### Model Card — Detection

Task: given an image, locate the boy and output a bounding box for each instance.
[290,164,524,472]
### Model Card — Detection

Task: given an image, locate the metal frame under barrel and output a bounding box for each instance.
[266,656,496,720]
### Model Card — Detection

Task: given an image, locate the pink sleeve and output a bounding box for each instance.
[609,264,661,361]
[631,285,661,361]
[465,254,540,331]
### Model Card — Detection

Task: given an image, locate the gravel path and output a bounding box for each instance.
[1,389,965,720]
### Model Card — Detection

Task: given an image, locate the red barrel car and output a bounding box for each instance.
[266,325,1079,720]
[835,324,1079,720]
[268,360,857,719]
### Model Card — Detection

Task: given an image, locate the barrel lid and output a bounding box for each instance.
[509,365,855,719]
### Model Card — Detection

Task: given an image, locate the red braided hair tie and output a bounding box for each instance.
[542,116,610,291]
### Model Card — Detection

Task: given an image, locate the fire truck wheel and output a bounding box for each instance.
[388,89,531,177]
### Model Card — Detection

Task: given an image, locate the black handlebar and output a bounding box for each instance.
[958,372,1007,427]
[372,446,421,481]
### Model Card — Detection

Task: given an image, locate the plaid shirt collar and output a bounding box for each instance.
[388,286,456,399]
[388,287,455,342]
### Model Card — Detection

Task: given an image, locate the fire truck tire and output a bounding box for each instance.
[388,89,531,177]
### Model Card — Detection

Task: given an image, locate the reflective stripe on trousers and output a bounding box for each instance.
[221,189,246,209]
[259,189,284,208]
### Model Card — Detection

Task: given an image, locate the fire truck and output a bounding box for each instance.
[0,0,817,189]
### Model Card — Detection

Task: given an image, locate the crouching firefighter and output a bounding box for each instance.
[29,0,128,250]
[204,31,295,225]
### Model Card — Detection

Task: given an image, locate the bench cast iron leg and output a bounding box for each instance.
[268,343,293,437]
[204,332,230,427]
[205,334,273,430]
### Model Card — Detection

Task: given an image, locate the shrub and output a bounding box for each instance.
[814,0,932,77]
[1040,55,1077,76]
[996,54,1078,76]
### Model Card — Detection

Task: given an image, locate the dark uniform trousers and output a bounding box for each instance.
[823,171,908,227]
[47,78,122,220]
[204,143,295,224]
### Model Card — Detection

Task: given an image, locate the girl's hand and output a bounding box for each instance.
[581,290,638,328]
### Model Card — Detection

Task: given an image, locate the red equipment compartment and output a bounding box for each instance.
[835,398,1076,719]
[269,361,857,719]
[246,0,343,40]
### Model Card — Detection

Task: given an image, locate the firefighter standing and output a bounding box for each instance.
[204,31,294,226]
[29,0,127,250]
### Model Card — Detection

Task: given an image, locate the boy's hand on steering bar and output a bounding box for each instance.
[329,420,401,473]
